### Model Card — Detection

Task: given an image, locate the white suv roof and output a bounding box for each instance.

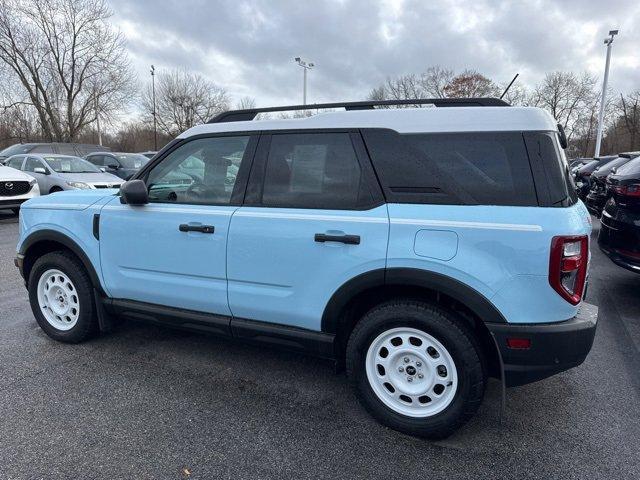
[180,106,558,138]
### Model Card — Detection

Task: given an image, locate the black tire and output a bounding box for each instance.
[28,251,98,343]
[346,300,485,439]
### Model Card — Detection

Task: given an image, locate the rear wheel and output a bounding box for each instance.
[346,300,485,439]
[28,251,97,343]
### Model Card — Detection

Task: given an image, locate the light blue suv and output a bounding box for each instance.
[15,98,598,438]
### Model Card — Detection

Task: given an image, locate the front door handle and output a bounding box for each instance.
[179,224,215,234]
[314,233,360,245]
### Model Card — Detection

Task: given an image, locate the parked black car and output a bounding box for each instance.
[84,152,150,180]
[574,155,617,200]
[585,152,640,216]
[0,142,110,163]
[598,156,640,273]
[570,157,594,169]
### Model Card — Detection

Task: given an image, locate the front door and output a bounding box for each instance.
[23,156,50,193]
[227,132,389,331]
[99,134,257,315]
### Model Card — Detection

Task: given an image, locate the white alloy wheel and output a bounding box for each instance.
[365,327,458,417]
[36,269,80,331]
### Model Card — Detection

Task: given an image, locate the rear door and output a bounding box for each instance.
[99,134,258,316]
[227,131,388,331]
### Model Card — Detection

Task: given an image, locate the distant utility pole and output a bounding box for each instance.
[294,57,314,105]
[151,64,158,150]
[594,30,619,157]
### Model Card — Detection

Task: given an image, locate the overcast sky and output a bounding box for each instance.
[109,0,640,107]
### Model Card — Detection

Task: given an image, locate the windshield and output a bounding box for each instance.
[43,156,101,173]
[115,153,150,169]
[615,157,640,176]
[0,144,33,156]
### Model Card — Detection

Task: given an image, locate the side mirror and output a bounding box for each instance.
[107,164,119,170]
[120,179,148,205]
[34,167,48,174]
[611,167,617,174]
[99,167,106,172]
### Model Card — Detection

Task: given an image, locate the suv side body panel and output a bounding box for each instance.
[386,202,591,324]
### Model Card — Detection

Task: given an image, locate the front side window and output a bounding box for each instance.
[24,157,44,172]
[115,154,149,169]
[260,133,369,209]
[145,136,250,205]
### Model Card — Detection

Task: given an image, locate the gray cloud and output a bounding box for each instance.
[110,0,640,106]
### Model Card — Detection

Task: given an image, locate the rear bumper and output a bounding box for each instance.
[598,212,640,273]
[487,302,598,387]
[585,192,606,216]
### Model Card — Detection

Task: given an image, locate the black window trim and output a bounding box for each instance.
[134,132,260,207]
[243,128,384,211]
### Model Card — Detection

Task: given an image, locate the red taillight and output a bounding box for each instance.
[506,338,531,350]
[549,236,588,305]
[613,184,640,197]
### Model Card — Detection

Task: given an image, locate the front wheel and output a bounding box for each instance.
[28,251,98,343]
[346,300,485,439]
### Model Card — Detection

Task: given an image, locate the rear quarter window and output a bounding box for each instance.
[362,129,538,206]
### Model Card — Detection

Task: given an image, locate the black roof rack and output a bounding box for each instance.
[208,97,509,123]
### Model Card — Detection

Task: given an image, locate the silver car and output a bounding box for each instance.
[4,154,123,194]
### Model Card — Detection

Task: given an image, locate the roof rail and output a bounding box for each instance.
[208,97,510,123]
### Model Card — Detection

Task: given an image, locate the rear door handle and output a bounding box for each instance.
[314,233,360,245]
[179,224,215,234]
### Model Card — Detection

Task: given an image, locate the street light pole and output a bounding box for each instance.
[594,30,619,157]
[151,65,158,151]
[294,57,314,105]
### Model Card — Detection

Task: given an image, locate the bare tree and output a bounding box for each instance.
[142,69,229,136]
[500,82,529,106]
[618,90,640,150]
[368,67,498,103]
[528,72,598,142]
[0,0,135,142]
[419,66,454,98]
[442,70,500,98]
[235,96,256,110]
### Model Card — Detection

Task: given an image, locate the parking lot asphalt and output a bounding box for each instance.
[0,209,639,480]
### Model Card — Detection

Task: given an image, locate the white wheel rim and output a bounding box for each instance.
[365,327,458,417]
[37,269,80,331]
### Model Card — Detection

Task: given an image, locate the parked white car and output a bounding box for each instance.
[0,165,40,214]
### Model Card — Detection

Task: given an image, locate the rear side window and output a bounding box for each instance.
[30,145,55,154]
[362,129,538,206]
[260,133,372,209]
[523,132,577,206]
[616,157,640,176]
[86,155,104,166]
[56,144,77,155]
